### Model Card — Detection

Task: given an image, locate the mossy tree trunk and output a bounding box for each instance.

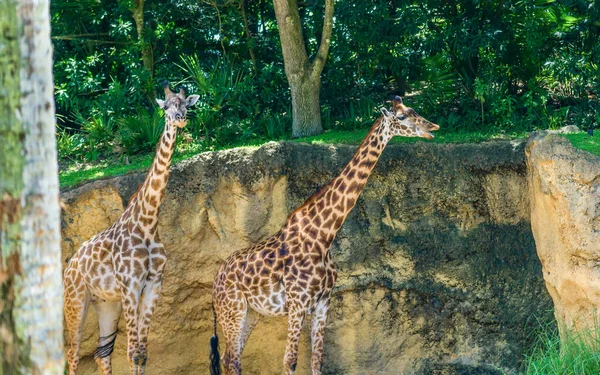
[0,0,64,373]
[272,0,334,138]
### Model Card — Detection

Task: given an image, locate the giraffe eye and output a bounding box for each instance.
[398,114,407,121]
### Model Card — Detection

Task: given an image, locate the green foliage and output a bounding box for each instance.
[71,109,118,161]
[524,323,600,375]
[52,0,600,173]
[119,109,164,154]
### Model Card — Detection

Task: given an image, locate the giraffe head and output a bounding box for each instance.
[155,81,200,128]
[379,96,439,139]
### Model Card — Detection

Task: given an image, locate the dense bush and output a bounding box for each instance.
[52,0,599,164]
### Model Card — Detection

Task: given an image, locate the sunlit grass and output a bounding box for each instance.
[295,128,528,145]
[59,129,529,189]
[562,133,600,157]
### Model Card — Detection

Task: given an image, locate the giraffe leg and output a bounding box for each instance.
[93,300,122,375]
[239,309,260,353]
[64,274,90,375]
[121,285,142,375]
[283,304,307,375]
[135,244,167,375]
[310,299,330,375]
[136,278,164,375]
[219,306,247,375]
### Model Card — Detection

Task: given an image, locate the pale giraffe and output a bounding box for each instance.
[63,82,199,375]
[209,96,440,375]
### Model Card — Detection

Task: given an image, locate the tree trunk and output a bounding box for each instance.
[273,0,334,138]
[290,75,322,138]
[0,0,64,373]
[131,0,154,99]
[239,0,258,75]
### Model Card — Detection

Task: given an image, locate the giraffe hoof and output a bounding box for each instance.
[133,354,147,366]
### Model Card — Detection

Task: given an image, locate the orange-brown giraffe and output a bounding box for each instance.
[210,96,440,375]
[63,82,199,375]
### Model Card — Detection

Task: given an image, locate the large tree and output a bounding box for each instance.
[273,0,334,138]
[0,0,64,373]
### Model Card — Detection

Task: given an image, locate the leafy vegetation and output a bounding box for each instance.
[52,0,599,179]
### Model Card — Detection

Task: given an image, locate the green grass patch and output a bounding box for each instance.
[524,324,600,375]
[59,129,528,189]
[562,133,600,157]
[295,128,528,146]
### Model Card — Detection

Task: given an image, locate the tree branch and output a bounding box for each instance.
[311,0,333,78]
[273,0,309,80]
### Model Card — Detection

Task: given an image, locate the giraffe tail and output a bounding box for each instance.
[210,304,221,375]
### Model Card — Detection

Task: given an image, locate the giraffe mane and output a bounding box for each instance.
[283,116,384,223]
[127,133,167,206]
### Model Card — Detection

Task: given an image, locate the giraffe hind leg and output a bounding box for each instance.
[94,299,122,375]
[64,273,91,375]
[217,302,248,375]
[239,309,260,353]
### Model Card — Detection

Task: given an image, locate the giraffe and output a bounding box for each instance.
[209,96,440,375]
[63,82,199,375]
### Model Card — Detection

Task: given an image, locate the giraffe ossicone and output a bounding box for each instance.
[210,97,439,375]
[63,82,199,375]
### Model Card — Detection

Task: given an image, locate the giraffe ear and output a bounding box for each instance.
[186,95,200,108]
[155,98,167,109]
[380,107,392,118]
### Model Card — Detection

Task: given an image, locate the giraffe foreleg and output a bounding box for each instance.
[120,282,143,375]
[136,278,163,375]
[283,302,307,375]
[64,269,91,375]
[310,299,330,375]
[136,244,167,375]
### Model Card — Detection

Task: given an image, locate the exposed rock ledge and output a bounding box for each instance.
[61,140,552,374]
[526,132,600,339]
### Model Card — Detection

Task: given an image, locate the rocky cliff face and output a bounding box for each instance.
[61,140,552,375]
[526,132,600,340]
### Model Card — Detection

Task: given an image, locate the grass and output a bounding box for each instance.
[524,324,600,375]
[59,129,530,189]
[562,133,600,157]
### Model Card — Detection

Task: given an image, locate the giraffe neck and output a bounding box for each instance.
[128,120,178,233]
[286,117,390,248]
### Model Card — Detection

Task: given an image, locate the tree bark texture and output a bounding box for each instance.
[0,0,64,373]
[130,0,154,99]
[272,0,334,138]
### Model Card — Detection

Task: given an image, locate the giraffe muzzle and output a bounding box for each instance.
[174,119,188,128]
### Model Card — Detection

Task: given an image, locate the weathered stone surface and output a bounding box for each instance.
[526,132,600,338]
[61,140,552,374]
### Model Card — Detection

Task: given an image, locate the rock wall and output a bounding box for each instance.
[526,132,600,338]
[61,140,553,375]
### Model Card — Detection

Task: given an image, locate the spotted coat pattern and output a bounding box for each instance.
[63,84,199,375]
[211,97,440,375]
